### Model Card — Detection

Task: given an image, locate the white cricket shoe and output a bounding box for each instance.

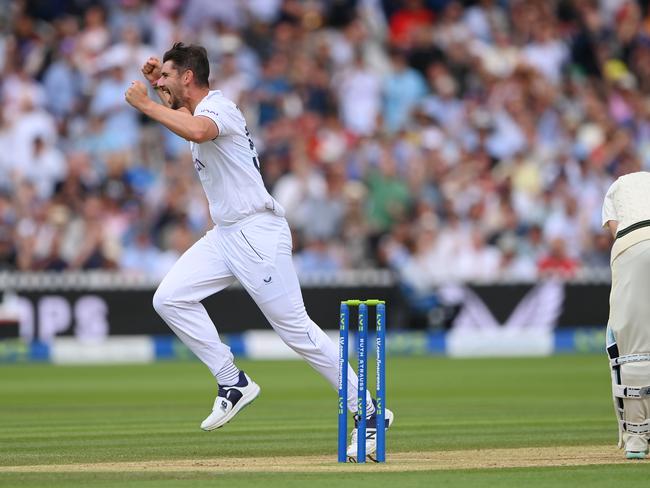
[346,405,394,462]
[625,436,649,459]
[200,371,261,431]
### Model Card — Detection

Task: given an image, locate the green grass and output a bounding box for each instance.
[0,355,632,486]
[2,465,650,488]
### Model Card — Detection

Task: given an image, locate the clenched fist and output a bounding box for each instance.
[125,80,151,111]
[142,56,162,86]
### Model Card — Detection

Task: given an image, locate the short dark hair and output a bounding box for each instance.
[163,42,210,87]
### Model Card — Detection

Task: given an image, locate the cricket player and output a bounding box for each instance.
[124,43,392,461]
[602,171,650,459]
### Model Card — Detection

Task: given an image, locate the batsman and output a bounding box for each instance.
[602,171,650,459]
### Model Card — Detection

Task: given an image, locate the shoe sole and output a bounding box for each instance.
[626,451,647,460]
[347,409,395,462]
[200,382,261,431]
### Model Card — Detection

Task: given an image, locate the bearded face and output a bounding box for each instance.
[158,60,186,110]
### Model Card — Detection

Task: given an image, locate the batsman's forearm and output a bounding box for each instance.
[142,101,205,142]
[608,220,618,237]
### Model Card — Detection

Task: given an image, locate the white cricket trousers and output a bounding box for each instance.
[153,211,371,414]
[608,239,650,453]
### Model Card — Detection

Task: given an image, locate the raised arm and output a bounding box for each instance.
[125,80,218,142]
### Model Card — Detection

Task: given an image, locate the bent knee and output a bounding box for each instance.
[152,283,176,315]
[153,281,198,315]
[152,287,167,315]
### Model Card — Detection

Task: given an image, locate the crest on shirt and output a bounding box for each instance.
[194,158,205,172]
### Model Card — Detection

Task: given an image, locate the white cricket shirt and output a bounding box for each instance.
[602,171,650,264]
[602,171,650,232]
[190,90,284,226]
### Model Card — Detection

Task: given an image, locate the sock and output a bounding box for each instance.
[216,361,241,386]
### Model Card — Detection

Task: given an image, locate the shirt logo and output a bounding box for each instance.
[194,158,205,172]
[263,276,272,284]
[199,109,219,117]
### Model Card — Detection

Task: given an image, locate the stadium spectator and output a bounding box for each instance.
[538,237,580,279]
[0,0,647,295]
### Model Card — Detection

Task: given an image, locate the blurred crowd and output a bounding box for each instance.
[0,0,649,289]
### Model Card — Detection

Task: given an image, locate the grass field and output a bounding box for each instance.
[0,355,647,487]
